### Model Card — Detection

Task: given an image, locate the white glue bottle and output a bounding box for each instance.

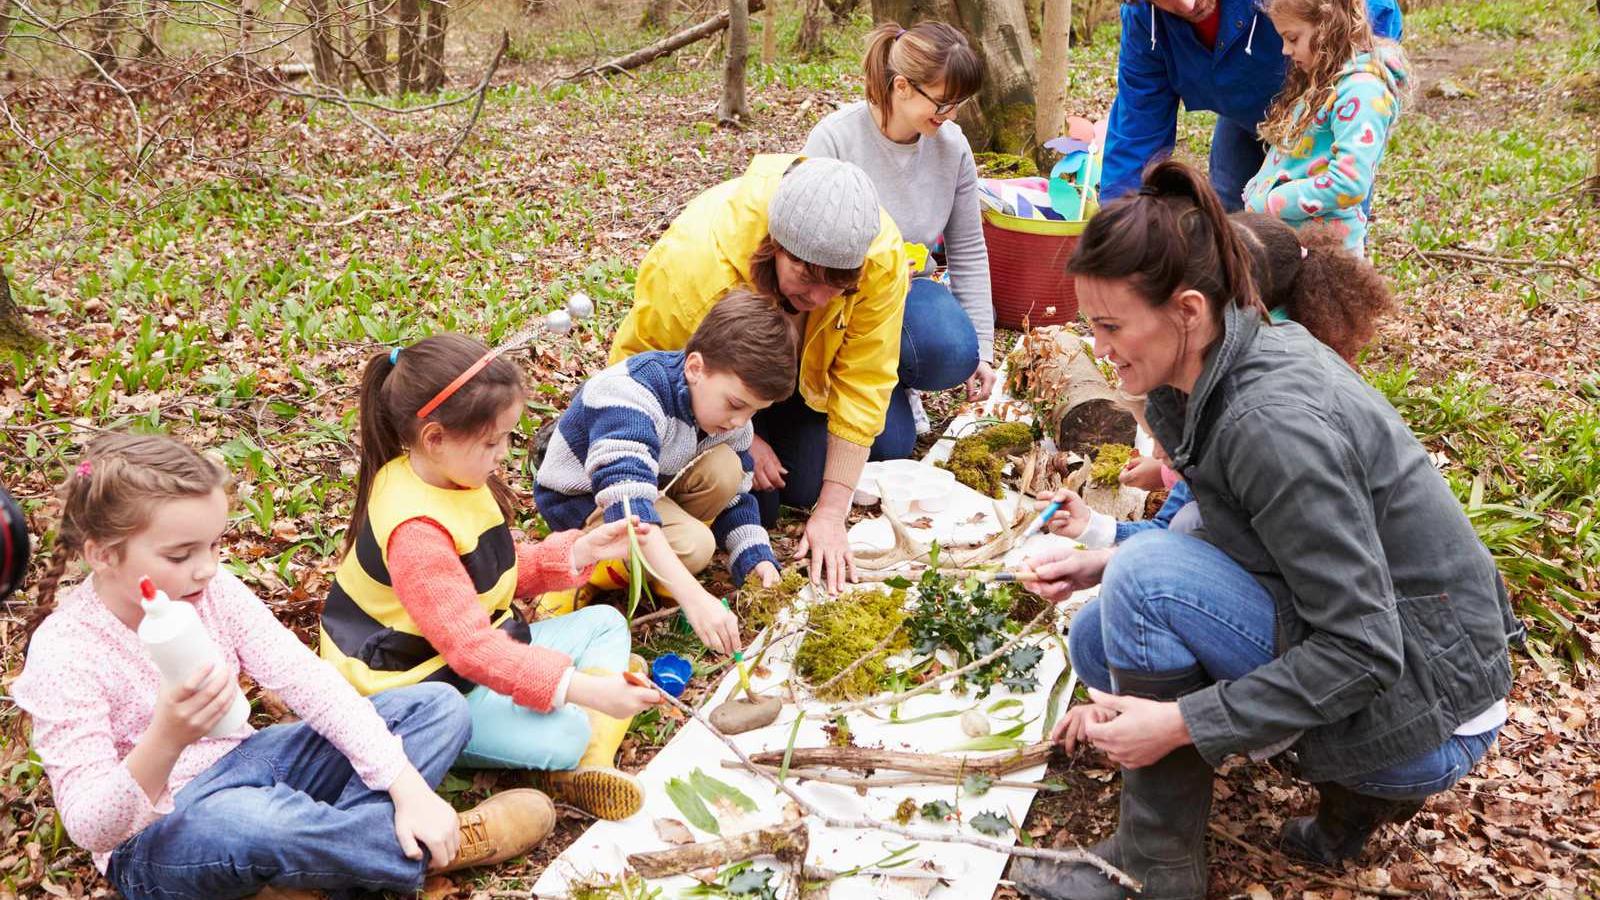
[136,576,251,737]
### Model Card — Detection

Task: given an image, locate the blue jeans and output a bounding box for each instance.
[1210,116,1268,213]
[754,277,978,516]
[1068,530,1500,801]
[106,683,471,900]
[458,605,632,770]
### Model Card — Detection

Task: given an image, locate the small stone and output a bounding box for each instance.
[960,709,990,737]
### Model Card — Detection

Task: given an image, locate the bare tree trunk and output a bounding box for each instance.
[640,0,675,29]
[0,268,44,355]
[871,0,1037,154]
[305,0,345,87]
[87,0,121,75]
[1590,1,1600,204]
[761,0,776,63]
[362,0,388,94]
[133,0,165,58]
[794,0,825,54]
[396,0,422,93]
[719,0,749,123]
[1034,0,1070,169]
[0,0,13,57]
[420,0,446,91]
[822,0,857,22]
[236,0,258,66]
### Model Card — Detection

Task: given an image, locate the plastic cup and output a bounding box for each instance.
[650,653,693,698]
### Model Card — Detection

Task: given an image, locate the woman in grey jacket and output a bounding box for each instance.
[1012,161,1520,900]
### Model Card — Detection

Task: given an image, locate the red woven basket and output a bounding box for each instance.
[982,208,1089,331]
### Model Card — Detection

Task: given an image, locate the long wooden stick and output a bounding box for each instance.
[549,0,767,85]
[646,680,1138,891]
[627,820,809,879]
[726,760,1065,793]
[747,741,1054,778]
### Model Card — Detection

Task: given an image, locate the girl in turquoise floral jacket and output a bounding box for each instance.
[1243,0,1411,254]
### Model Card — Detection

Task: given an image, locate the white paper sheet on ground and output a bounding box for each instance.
[529,600,1077,899]
[532,355,1112,899]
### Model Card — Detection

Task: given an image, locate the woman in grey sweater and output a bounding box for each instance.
[800,21,994,437]
[1013,161,1519,900]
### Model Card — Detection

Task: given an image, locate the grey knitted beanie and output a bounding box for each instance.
[767,158,881,270]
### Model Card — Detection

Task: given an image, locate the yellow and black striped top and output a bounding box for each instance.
[319,455,518,696]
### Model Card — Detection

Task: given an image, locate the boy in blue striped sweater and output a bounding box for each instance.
[535,291,797,654]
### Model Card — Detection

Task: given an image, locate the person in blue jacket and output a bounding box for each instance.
[1102,0,1402,211]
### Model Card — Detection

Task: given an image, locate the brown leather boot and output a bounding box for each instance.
[438,788,556,873]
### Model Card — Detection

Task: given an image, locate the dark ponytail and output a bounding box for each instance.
[347,334,526,554]
[1230,212,1393,363]
[1068,160,1265,322]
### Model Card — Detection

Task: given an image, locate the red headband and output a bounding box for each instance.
[415,349,499,419]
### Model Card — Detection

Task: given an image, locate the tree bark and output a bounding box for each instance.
[304,0,346,88]
[1034,0,1070,170]
[718,0,750,123]
[361,0,387,94]
[420,0,447,92]
[761,0,776,63]
[0,268,44,355]
[87,0,121,75]
[794,0,826,55]
[822,0,857,22]
[628,820,809,879]
[396,0,421,93]
[870,0,1038,154]
[639,0,676,29]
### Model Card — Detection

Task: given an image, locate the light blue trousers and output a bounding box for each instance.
[457,605,632,770]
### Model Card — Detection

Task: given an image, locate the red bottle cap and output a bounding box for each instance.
[139,576,157,601]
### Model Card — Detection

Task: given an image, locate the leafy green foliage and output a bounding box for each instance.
[962,773,996,797]
[905,563,1042,698]
[969,811,1013,837]
[665,776,719,835]
[920,800,957,823]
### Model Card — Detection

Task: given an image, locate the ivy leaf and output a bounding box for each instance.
[920,799,957,823]
[970,811,1013,837]
[962,773,996,797]
[884,575,914,589]
[666,776,720,835]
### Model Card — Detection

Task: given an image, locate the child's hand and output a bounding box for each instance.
[1040,489,1092,539]
[149,662,237,751]
[572,516,653,571]
[567,671,664,719]
[682,590,742,656]
[750,561,781,588]
[1050,702,1118,754]
[1118,455,1167,492]
[387,766,460,869]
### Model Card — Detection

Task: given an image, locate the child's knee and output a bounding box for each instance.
[671,444,744,517]
[666,520,716,574]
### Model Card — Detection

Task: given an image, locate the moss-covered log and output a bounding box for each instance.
[1007,326,1136,457]
[0,268,44,355]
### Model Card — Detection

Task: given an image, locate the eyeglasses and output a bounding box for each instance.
[910,81,967,116]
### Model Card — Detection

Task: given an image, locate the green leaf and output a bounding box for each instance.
[666,776,720,835]
[970,811,1013,837]
[920,799,957,823]
[690,769,758,813]
[726,866,778,898]
[887,706,970,725]
[962,773,995,797]
[777,711,806,784]
[986,698,1024,717]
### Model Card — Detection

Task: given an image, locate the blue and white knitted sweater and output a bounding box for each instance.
[534,350,777,585]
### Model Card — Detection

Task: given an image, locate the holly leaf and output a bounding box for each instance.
[726,866,778,898]
[962,773,995,797]
[970,811,1013,837]
[920,799,957,822]
[1007,644,1045,673]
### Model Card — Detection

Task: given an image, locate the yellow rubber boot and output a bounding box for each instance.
[590,557,681,601]
[534,588,580,618]
[539,675,644,820]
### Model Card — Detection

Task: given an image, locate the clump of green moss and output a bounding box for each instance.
[938,422,1037,498]
[1090,443,1135,486]
[973,151,1039,178]
[794,587,909,701]
[738,567,807,634]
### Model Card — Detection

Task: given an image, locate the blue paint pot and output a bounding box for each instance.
[650,653,693,698]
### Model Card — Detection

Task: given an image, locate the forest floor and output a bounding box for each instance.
[2,0,1599,897]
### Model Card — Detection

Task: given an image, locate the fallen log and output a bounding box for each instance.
[627,819,808,879]
[550,0,766,85]
[1007,326,1137,457]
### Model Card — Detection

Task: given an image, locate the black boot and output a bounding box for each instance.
[1011,666,1212,900]
[1280,781,1424,866]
